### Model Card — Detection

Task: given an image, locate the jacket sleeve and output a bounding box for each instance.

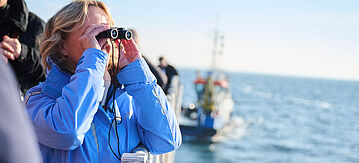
[117,58,182,155]
[25,48,107,150]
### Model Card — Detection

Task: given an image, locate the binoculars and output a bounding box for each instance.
[96,27,132,40]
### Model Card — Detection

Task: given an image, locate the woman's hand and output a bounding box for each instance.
[116,39,142,69]
[78,24,109,51]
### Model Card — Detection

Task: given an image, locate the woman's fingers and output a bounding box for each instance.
[89,26,109,38]
[83,24,109,36]
[123,39,138,52]
[110,38,142,70]
[121,39,141,62]
[78,24,110,50]
[121,40,131,52]
[123,39,139,54]
[129,39,140,51]
[79,25,108,41]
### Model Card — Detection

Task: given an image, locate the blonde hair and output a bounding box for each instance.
[40,0,115,74]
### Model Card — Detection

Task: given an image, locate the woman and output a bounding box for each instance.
[24,0,181,162]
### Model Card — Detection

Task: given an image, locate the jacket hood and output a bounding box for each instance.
[7,0,29,32]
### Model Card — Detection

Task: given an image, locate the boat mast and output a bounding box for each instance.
[211,16,220,72]
[211,16,224,73]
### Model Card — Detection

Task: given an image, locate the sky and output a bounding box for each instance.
[26,0,359,81]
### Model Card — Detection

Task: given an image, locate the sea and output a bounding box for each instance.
[174,68,359,163]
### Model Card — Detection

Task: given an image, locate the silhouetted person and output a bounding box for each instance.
[159,56,178,94]
[0,0,45,96]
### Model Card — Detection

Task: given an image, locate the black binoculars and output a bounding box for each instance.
[96,27,132,40]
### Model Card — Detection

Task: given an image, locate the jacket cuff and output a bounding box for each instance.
[75,48,108,73]
[17,43,29,62]
[117,58,156,85]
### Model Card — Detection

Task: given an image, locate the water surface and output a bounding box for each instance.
[175,68,359,163]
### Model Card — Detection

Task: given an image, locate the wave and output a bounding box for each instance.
[240,85,333,109]
[290,97,332,109]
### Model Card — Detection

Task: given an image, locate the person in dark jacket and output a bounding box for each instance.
[0,0,45,96]
[159,56,179,94]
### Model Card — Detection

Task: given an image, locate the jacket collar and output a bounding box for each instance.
[41,61,71,99]
[8,0,29,32]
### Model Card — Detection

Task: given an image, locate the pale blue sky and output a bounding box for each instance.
[26,0,359,80]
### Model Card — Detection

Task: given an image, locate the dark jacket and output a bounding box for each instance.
[160,64,178,94]
[0,0,45,94]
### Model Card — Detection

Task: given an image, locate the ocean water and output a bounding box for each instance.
[174,68,359,163]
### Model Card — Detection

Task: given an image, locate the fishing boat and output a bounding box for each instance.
[179,72,234,141]
[179,19,234,141]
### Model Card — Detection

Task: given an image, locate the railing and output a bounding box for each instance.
[121,147,175,163]
[166,75,184,118]
[121,146,149,163]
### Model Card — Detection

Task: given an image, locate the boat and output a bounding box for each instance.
[179,19,234,141]
[179,72,234,141]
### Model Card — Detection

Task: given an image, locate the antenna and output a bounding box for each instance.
[211,16,220,71]
[211,15,225,72]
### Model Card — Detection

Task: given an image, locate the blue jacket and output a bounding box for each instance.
[25,48,182,162]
